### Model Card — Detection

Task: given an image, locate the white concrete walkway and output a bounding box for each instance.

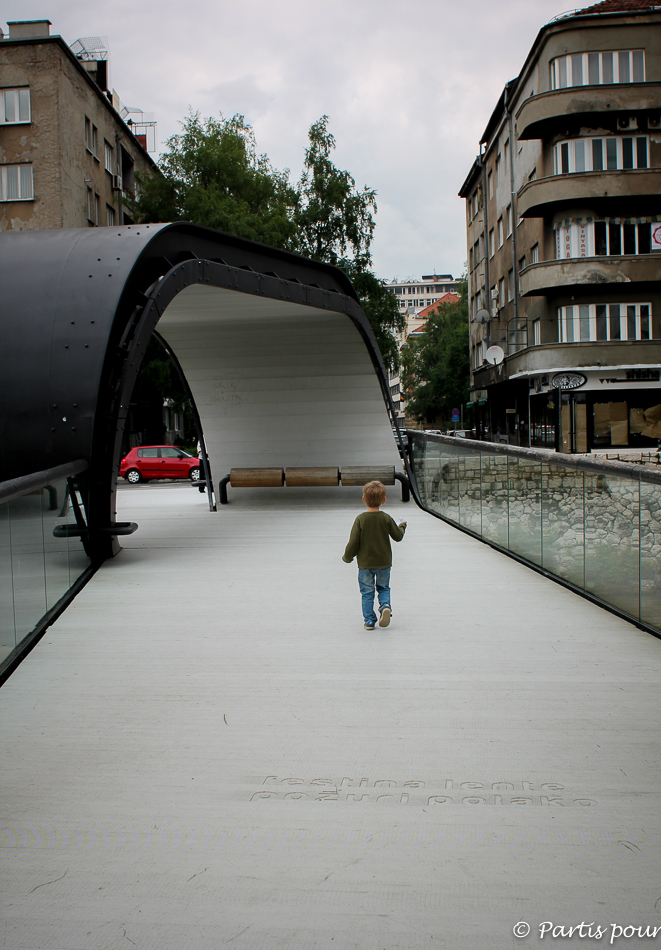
[2,484,661,949]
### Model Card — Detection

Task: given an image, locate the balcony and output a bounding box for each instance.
[519,255,661,297]
[515,82,661,140]
[518,168,661,218]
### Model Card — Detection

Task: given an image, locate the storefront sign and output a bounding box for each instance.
[551,373,587,390]
[652,223,661,252]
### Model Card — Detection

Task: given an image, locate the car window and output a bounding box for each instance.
[137,447,160,458]
[160,447,184,458]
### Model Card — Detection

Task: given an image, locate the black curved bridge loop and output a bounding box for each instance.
[0,223,410,563]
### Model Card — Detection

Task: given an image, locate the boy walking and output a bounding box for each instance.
[342,480,407,630]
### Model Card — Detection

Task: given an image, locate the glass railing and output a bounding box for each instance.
[0,461,93,681]
[408,432,661,636]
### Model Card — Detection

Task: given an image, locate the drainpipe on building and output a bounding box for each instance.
[479,144,490,350]
[115,133,123,225]
[503,85,519,340]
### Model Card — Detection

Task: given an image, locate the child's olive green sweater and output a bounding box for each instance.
[342,510,406,569]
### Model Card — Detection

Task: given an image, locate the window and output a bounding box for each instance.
[508,268,514,301]
[504,138,509,173]
[488,170,493,199]
[489,228,495,258]
[1,87,31,124]
[558,302,652,342]
[553,135,649,174]
[528,168,536,182]
[533,319,541,345]
[137,447,160,458]
[92,125,99,159]
[87,187,94,223]
[557,219,652,258]
[531,243,539,264]
[104,141,114,174]
[0,163,34,201]
[106,205,115,227]
[85,116,92,151]
[496,153,502,184]
[550,50,645,89]
[518,255,526,272]
[499,277,505,308]
[93,193,100,225]
[497,217,503,248]
[506,204,512,237]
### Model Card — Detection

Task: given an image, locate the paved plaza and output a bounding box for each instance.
[2,483,661,949]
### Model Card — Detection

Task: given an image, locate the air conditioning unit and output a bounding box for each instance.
[648,115,660,129]
[617,116,637,130]
[112,174,122,191]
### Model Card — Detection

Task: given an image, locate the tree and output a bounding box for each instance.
[400,281,470,426]
[134,111,405,370]
[294,116,405,369]
[132,112,299,249]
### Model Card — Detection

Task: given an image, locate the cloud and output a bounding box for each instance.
[4,0,566,277]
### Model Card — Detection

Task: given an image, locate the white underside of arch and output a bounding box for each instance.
[156,285,400,482]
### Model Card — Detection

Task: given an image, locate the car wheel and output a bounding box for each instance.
[189,467,201,482]
[125,469,142,484]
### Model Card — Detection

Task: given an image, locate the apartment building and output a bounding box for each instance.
[386,275,461,315]
[0,19,157,231]
[459,0,661,452]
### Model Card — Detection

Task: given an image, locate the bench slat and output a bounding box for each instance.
[340,466,395,486]
[285,467,339,487]
[230,468,284,488]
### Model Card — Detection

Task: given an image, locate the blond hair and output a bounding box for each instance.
[363,480,386,508]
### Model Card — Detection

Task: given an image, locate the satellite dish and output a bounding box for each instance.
[475,308,490,325]
[485,345,504,365]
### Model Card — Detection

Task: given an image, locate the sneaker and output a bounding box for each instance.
[364,622,375,630]
[378,606,391,628]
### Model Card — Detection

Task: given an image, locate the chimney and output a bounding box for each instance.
[7,20,52,40]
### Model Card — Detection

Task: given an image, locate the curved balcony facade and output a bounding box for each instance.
[519,256,660,297]
[515,83,661,140]
[518,168,661,218]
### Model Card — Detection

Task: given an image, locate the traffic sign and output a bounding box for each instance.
[451,408,460,422]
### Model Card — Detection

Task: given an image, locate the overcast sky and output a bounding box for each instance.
[3,0,565,279]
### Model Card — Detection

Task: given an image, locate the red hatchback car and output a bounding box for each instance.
[120,446,201,483]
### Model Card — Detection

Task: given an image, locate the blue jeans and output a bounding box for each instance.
[358,568,391,625]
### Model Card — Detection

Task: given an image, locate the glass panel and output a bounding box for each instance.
[480,451,509,548]
[623,224,636,255]
[565,306,574,342]
[622,138,633,169]
[456,445,481,534]
[19,165,33,199]
[633,50,645,82]
[627,305,637,340]
[558,56,567,88]
[585,473,639,619]
[572,53,583,86]
[437,442,460,525]
[588,52,600,84]
[574,139,585,172]
[641,305,650,340]
[596,305,607,341]
[608,222,621,255]
[18,88,30,121]
[592,139,603,171]
[638,224,651,255]
[640,481,661,631]
[561,143,569,174]
[8,490,46,646]
[43,479,71,611]
[541,464,585,589]
[0,502,15,666]
[606,138,618,170]
[602,52,614,84]
[636,137,648,169]
[6,166,19,200]
[618,51,630,83]
[579,305,590,341]
[4,89,16,122]
[609,304,621,340]
[508,457,542,566]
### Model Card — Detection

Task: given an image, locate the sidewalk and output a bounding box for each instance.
[1,483,660,949]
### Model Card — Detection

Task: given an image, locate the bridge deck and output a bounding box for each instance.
[2,484,660,949]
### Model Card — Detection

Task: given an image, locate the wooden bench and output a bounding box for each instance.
[208,465,410,504]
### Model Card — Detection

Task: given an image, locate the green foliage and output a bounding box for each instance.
[134,111,404,370]
[400,280,470,425]
[132,112,299,249]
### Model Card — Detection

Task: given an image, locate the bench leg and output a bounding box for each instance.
[218,475,231,505]
[394,471,410,503]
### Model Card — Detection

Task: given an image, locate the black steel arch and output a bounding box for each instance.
[0,223,405,560]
